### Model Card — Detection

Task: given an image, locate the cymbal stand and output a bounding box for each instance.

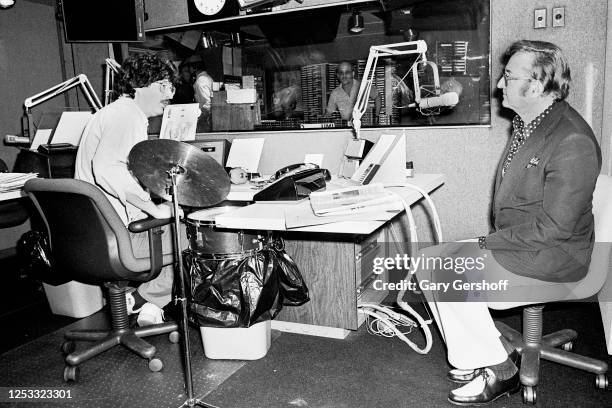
[167,165,212,408]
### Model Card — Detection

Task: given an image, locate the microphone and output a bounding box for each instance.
[414,92,459,109]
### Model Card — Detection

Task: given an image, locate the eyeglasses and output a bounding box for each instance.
[502,72,533,86]
[155,79,175,94]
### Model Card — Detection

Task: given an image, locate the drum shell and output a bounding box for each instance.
[186,207,261,256]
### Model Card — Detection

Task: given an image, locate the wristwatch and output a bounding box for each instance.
[478,236,487,250]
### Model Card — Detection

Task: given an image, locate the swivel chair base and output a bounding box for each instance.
[61,282,179,382]
[495,305,609,405]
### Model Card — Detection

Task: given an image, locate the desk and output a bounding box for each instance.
[216,173,445,338]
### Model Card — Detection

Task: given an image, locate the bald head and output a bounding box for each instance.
[337,61,354,86]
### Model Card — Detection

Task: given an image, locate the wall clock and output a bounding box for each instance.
[188,0,239,22]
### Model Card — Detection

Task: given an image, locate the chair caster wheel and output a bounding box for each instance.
[148,358,163,372]
[169,331,180,343]
[561,341,573,351]
[522,386,536,405]
[595,374,608,390]
[63,365,79,382]
[61,341,76,355]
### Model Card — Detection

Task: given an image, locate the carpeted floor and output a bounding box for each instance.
[0,310,247,408]
[201,303,612,408]
[0,301,610,408]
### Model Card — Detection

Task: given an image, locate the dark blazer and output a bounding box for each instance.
[487,101,601,282]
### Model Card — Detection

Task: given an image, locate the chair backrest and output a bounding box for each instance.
[571,174,612,299]
[24,178,153,284]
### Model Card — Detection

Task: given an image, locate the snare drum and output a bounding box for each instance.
[185,206,262,257]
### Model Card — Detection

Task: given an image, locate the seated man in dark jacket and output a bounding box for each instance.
[416,39,601,406]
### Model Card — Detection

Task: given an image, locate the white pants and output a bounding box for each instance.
[414,241,556,370]
[129,225,181,308]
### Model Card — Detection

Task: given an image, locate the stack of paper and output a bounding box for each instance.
[309,183,402,216]
[0,173,38,192]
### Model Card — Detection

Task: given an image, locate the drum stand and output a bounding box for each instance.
[167,166,213,408]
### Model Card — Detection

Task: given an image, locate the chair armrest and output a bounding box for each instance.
[128,217,174,281]
[128,217,173,233]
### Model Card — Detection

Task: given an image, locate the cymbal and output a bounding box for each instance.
[128,139,230,208]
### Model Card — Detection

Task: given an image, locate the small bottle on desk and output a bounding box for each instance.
[406,161,414,178]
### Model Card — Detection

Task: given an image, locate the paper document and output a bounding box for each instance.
[30,129,53,151]
[226,138,265,173]
[0,173,38,192]
[51,111,93,145]
[159,103,200,141]
[309,183,402,216]
[304,153,324,167]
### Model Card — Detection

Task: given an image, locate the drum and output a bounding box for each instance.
[185,206,263,257]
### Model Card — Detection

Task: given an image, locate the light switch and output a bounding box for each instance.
[552,7,565,27]
[534,8,547,29]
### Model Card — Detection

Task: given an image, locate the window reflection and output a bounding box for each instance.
[160,0,490,132]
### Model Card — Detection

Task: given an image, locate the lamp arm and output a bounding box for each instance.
[351,40,428,139]
[24,74,103,111]
[104,58,121,106]
[22,74,103,142]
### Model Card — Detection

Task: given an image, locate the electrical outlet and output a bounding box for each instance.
[534,8,547,29]
[552,7,565,27]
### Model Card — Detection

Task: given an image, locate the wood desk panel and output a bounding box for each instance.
[277,237,357,329]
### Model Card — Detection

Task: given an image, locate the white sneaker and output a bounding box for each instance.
[125,291,143,315]
[137,302,165,327]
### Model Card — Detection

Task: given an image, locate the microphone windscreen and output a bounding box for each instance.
[419,92,459,108]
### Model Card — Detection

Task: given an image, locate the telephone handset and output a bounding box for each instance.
[272,163,330,181]
[254,163,331,201]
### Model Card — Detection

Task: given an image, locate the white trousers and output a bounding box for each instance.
[415,241,555,370]
[129,224,181,308]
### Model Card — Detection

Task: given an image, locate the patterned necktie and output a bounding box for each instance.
[501,102,555,177]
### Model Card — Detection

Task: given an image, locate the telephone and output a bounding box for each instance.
[253,163,331,201]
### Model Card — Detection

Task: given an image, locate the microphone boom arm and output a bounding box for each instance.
[23,74,103,142]
[352,40,428,139]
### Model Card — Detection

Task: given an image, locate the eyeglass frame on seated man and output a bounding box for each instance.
[154,79,175,94]
[502,71,534,86]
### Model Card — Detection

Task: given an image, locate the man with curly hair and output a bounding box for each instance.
[75,53,178,326]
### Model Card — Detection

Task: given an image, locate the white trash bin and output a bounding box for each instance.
[42,280,104,318]
[200,320,271,360]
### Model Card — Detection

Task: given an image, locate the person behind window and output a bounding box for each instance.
[171,63,195,104]
[75,53,179,327]
[325,61,381,122]
[416,40,601,406]
[193,62,214,132]
[271,85,300,120]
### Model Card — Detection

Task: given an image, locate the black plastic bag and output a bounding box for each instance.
[270,242,310,307]
[184,239,309,328]
[17,230,69,285]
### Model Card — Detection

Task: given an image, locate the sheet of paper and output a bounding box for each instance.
[50,111,93,145]
[30,129,52,151]
[226,138,265,173]
[159,103,200,141]
[304,154,324,167]
[284,202,398,229]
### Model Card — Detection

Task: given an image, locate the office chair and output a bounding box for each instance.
[0,158,29,228]
[492,174,612,404]
[24,178,179,382]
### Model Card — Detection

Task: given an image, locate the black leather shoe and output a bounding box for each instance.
[448,368,482,383]
[448,350,519,384]
[448,368,520,406]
